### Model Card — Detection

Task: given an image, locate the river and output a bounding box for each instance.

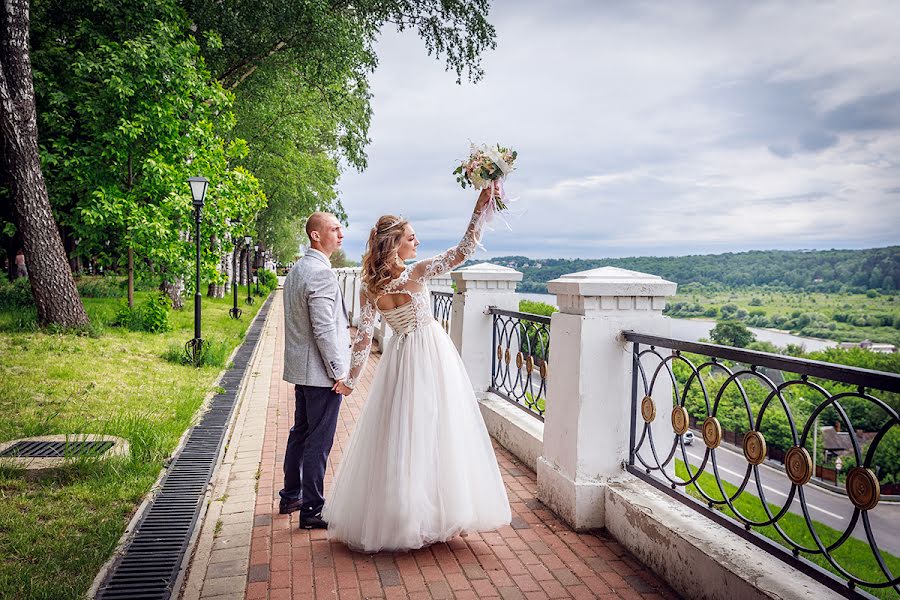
[519,292,837,352]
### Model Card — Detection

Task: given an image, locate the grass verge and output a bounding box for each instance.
[0,289,267,599]
[675,460,900,599]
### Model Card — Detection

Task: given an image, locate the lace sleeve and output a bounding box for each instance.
[345,293,376,390]
[411,207,483,283]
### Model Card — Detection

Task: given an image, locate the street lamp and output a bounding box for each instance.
[254,244,260,295]
[185,176,209,365]
[229,221,242,319]
[244,236,254,305]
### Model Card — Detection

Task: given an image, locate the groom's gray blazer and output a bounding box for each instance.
[282,250,351,387]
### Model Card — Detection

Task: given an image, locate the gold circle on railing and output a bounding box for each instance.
[742,431,767,465]
[784,446,813,486]
[702,417,722,449]
[640,396,656,423]
[504,349,511,364]
[671,406,689,435]
[526,356,535,374]
[846,467,880,511]
[497,345,503,360]
[516,352,524,369]
[539,361,548,379]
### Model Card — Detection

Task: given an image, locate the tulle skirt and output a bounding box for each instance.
[323,320,511,553]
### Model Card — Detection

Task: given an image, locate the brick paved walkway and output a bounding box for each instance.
[185,290,680,600]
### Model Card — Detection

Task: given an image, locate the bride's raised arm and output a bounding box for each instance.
[410,187,492,283]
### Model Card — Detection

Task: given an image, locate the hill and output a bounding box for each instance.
[478,247,900,294]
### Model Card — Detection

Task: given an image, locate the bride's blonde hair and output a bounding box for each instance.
[361,215,410,298]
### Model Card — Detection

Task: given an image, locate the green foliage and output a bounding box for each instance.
[256,268,277,293]
[162,338,229,367]
[494,247,900,295]
[518,299,557,317]
[114,294,171,333]
[0,278,34,310]
[75,276,125,298]
[710,320,756,348]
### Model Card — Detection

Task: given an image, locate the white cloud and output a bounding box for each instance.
[338,1,900,260]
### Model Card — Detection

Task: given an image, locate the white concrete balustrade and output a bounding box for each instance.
[333,263,841,600]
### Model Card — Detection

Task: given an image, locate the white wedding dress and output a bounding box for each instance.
[323,208,511,553]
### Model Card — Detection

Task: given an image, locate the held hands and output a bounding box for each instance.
[333,379,353,396]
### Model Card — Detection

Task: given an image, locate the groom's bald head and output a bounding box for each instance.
[306,212,343,256]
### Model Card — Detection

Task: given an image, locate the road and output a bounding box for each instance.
[668,436,900,557]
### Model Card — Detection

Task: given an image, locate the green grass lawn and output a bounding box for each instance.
[675,460,900,599]
[0,289,267,599]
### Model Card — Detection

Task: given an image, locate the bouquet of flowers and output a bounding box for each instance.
[453,143,518,211]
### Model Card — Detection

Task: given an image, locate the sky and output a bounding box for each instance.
[337,1,900,261]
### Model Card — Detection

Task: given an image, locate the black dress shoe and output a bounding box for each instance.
[279,498,302,514]
[299,513,328,529]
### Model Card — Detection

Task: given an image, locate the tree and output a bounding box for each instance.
[31,0,267,308]
[710,320,755,348]
[0,0,88,326]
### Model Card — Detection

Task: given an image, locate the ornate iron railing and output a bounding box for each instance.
[488,307,550,420]
[624,331,900,599]
[431,291,453,333]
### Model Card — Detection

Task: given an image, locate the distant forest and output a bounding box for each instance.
[481,247,900,294]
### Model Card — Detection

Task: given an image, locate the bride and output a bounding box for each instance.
[323,186,511,552]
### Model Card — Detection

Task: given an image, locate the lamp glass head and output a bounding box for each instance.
[244,236,253,246]
[187,176,209,207]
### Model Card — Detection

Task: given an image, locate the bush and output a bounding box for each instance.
[257,268,277,293]
[114,293,171,333]
[75,276,124,298]
[0,277,33,309]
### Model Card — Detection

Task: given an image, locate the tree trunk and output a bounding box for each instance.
[162,277,184,310]
[0,0,88,326]
[127,247,134,307]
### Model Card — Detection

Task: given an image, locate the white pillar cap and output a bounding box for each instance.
[547,266,676,298]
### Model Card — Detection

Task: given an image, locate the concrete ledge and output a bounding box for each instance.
[604,478,844,600]
[477,392,543,472]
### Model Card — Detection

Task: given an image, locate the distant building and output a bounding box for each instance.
[837,339,897,353]
[821,424,876,461]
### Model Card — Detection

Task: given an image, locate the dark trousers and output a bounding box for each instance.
[279,384,342,518]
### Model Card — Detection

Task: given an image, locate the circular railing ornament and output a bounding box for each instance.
[640,396,656,423]
[504,349,511,364]
[526,356,535,374]
[497,345,503,361]
[742,431,767,465]
[539,360,548,379]
[702,417,722,449]
[846,467,880,511]
[516,352,524,369]
[784,447,813,486]
[671,406,689,435]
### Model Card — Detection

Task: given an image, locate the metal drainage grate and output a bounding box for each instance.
[0,440,114,458]
[96,296,272,600]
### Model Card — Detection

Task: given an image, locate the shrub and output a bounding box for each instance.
[749,297,763,306]
[257,268,277,292]
[0,277,33,309]
[114,293,171,333]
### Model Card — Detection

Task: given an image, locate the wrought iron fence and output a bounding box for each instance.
[624,331,900,599]
[431,291,453,333]
[488,307,550,420]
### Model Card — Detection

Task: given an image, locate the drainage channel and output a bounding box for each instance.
[96,296,273,600]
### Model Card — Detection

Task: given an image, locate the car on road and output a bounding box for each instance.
[683,430,694,445]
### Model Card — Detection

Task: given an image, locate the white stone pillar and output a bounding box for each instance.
[537,267,676,530]
[429,272,454,294]
[449,263,523,392]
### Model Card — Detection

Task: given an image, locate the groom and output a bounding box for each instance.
[280,212,352,529]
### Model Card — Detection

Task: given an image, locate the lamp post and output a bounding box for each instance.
[254,244,260,295]
[244,236,254,305]
[185,176,209,365]
[229,224,242,319]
